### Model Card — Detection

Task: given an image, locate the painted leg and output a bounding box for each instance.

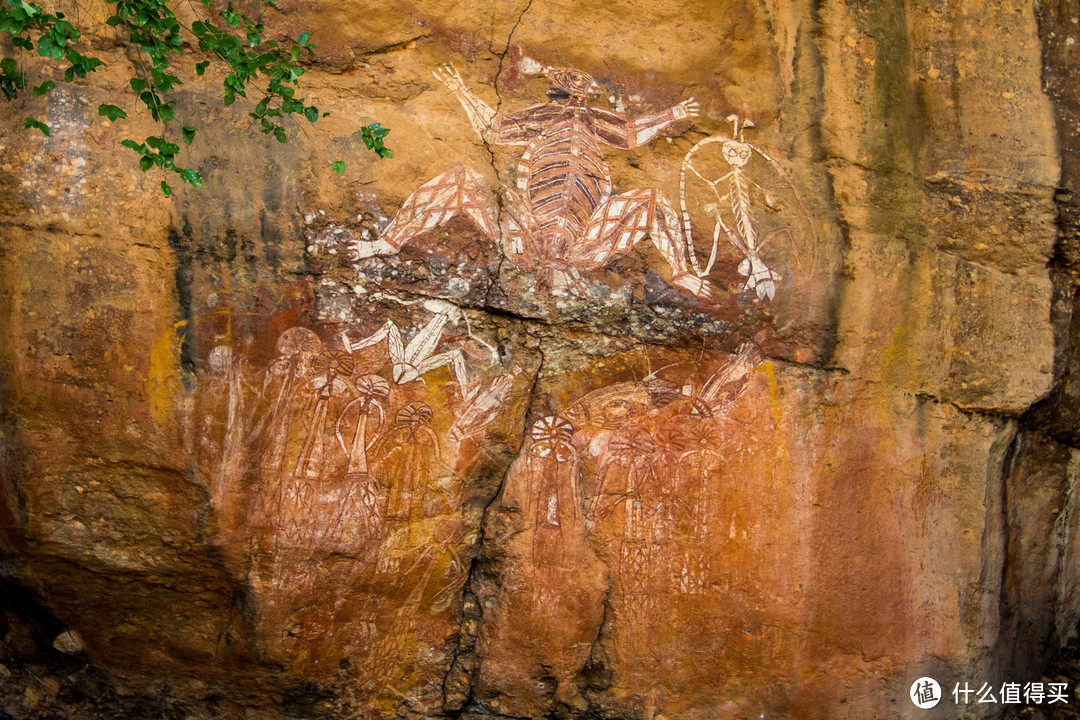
[412,350,478,401]
[499,186,541,265]
[353,166,500,260]
[572,188,713,299]
[342,321,409,384]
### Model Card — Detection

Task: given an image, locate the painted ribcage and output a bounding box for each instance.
[518,115,612,245]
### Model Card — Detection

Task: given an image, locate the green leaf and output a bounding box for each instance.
[182,126,196,144]
[130,77,147,93]
[37,34,62,61]
[139,155,154,172]
[331,160,345,175]
[160,180,172,197]
[120,139,145,151]
[273,126,286,143]
[361,123,392,159]
[146,137,180,154]
[298,31,309,46]
[32,80,54,96]
[178,167,202,187]
[195,61,210,76]
[97,103,127,121]
[23,116,49,136]
[36,35,54,58]
[304,106,318,123]
[158,104,174,122]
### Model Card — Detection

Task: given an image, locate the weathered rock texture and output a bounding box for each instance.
[1,0,1079,718]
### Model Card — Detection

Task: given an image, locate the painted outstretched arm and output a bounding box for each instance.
[434,64,498,142]
[594,98,700,149]
[434,64,543,146]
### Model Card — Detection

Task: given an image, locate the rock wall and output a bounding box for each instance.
[1,0,1079,718]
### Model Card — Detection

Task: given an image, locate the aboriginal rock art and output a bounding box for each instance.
[317,62,815,301]
[325,62,711,298]
[491,339,767,705]
[197,301,521,686]
[679,116,816,300]
[506,339,763,591]
[340,292,499,402]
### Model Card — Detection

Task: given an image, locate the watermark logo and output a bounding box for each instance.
[911,677,942,709]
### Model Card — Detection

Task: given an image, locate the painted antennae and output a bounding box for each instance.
[741,118,755,141]
[462,311,500,363]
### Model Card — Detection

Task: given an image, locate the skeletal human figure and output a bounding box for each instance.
[371,401,446,547]
[340,294,498,402]
[673,341,762,592]
[330,374,391,554]
[335,374,391,475]
[251,328,323,476]
[294,351,355,478]
[586,421,677,621]
[679,115,815,300]
[345,62,710,298]
[518,416,583,579]
[202,345,246,510]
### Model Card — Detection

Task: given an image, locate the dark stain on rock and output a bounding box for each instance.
[168,218,199,388]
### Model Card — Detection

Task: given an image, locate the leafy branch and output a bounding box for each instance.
[0,0,391,195]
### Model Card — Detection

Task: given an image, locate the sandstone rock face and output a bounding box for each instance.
[1,0,1079,719]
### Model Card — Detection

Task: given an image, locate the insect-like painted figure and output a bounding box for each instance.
[447,367,523,443]
[562,377,681,431]
[345,62,710,298]
[679,115,815,300]
[687,338,763,419]
[340,293,498,402]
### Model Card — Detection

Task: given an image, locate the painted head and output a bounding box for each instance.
[542,66,599,100]
[722,139,753,168]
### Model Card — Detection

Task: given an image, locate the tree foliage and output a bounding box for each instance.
[0,0,390,195]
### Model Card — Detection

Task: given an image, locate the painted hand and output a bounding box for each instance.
[673,98,700,120]
[433,64,468,93]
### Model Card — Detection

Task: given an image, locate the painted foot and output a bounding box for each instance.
[352,237,397,260]
[737,256,781,301]
[672,272,714,299]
